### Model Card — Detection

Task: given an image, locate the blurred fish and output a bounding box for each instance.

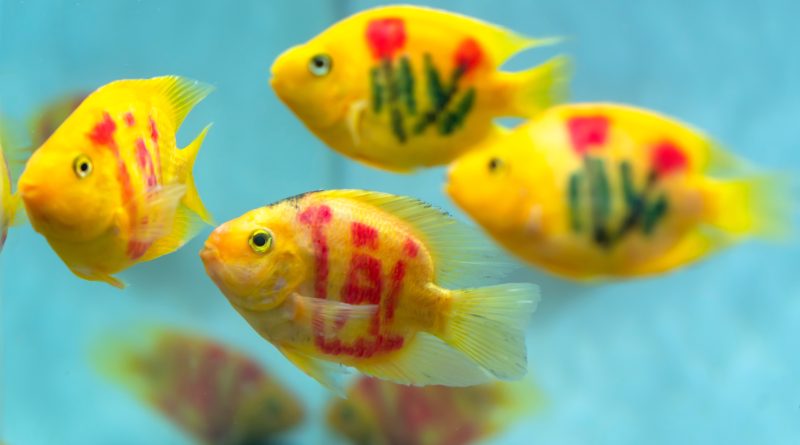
[0,125,21,253]
[447,104,790,280]
[327,377,539,445]
[18,76,214,288]
[271,5,568,172]
[28,92,89,147]
[200,190,539,393]
[95,328,304,445]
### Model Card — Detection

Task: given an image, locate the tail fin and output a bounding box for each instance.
[177,124,213,225]
[703,175,791,240]
[496,56,571,118]
[439,283,539,380]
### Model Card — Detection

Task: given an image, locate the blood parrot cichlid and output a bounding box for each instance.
[18,76,214,288]
[327,377,538,445]
[94,328,304,445]
[270,5,568,172]
[446,104,789,280]
[200,190,539,393]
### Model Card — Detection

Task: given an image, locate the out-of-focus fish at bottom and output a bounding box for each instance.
[326,377,540,445]
[93,328,304,445]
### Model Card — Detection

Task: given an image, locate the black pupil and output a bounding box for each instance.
[314,57,325,68]
[253,233,267,247]
[488,158,500,171]
[80,162,89,172]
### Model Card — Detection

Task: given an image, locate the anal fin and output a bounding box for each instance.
[355,332,491,387]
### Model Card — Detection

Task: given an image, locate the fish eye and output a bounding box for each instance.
[488,157,504,173]
[308,54,332,77]
[249,229,274,253]
[73,154,93,179]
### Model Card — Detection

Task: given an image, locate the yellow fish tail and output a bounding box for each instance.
[494,56,571,118]
[440,283,540,380]
[703,175,791,240]
[178,124,214,225]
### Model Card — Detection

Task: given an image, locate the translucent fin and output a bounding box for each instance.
[440,284,539,380]
[138,205,204,263]
[70,266,126,289]
[355,332,491,387]
[346,100,367,147]
[292,293,378,334]
[176,124,213,225]
[278,345,349,397]
[313,190,513,287]
[702,175,791,240]
[496,56,570,118]
[360,5,560,65]
[103,76,213,129]
[128,184,186,245]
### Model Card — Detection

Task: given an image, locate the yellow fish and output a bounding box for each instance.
[271,5,568,172]
[446,104,789,280]
[200,190,539,393]
[94,328,304,445]
[18,76,214,288]
[1,131,20,252]
[327,377,538,445]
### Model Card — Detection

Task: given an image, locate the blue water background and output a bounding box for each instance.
[1,0,798,444]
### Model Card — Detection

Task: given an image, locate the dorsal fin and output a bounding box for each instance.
[99,76,213,129]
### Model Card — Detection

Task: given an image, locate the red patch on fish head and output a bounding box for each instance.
[123,112,135,127]
[87,112,116,146]
[454,38,483,74]
[567,115,610,155]
[651,140,688,176]
[366,17,406,60]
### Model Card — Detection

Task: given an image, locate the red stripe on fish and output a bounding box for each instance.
[351,221,379,249]
[87,113,145,260]
[149,116,162,178]
[567,115,610,155]
[123,112,135,127]
[135,138,158,190]
[384,260,406,322]
[402,237,419,258]
[298,205,332,299]
[341,254,383,305]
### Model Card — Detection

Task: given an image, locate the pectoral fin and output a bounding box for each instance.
[346,100,367,147]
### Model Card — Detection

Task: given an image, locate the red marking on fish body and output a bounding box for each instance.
[123,112,135,127]
[135,138,158,189]
[384,260,406,322]
[366,17,406,60]
[298,205,333,299]
[149,116,159,143]
[403,238,419,258]
[454,38,483,73]
[651,140,688,176]
[88,112,117,146]
[341,254,383,305]
[351,221,379,249]
[567,115,610,154]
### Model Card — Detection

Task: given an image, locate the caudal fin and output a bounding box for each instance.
[439,283,539,380]
[497,56,570,118]
[177,124,213,225]
[703,175,791,240]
